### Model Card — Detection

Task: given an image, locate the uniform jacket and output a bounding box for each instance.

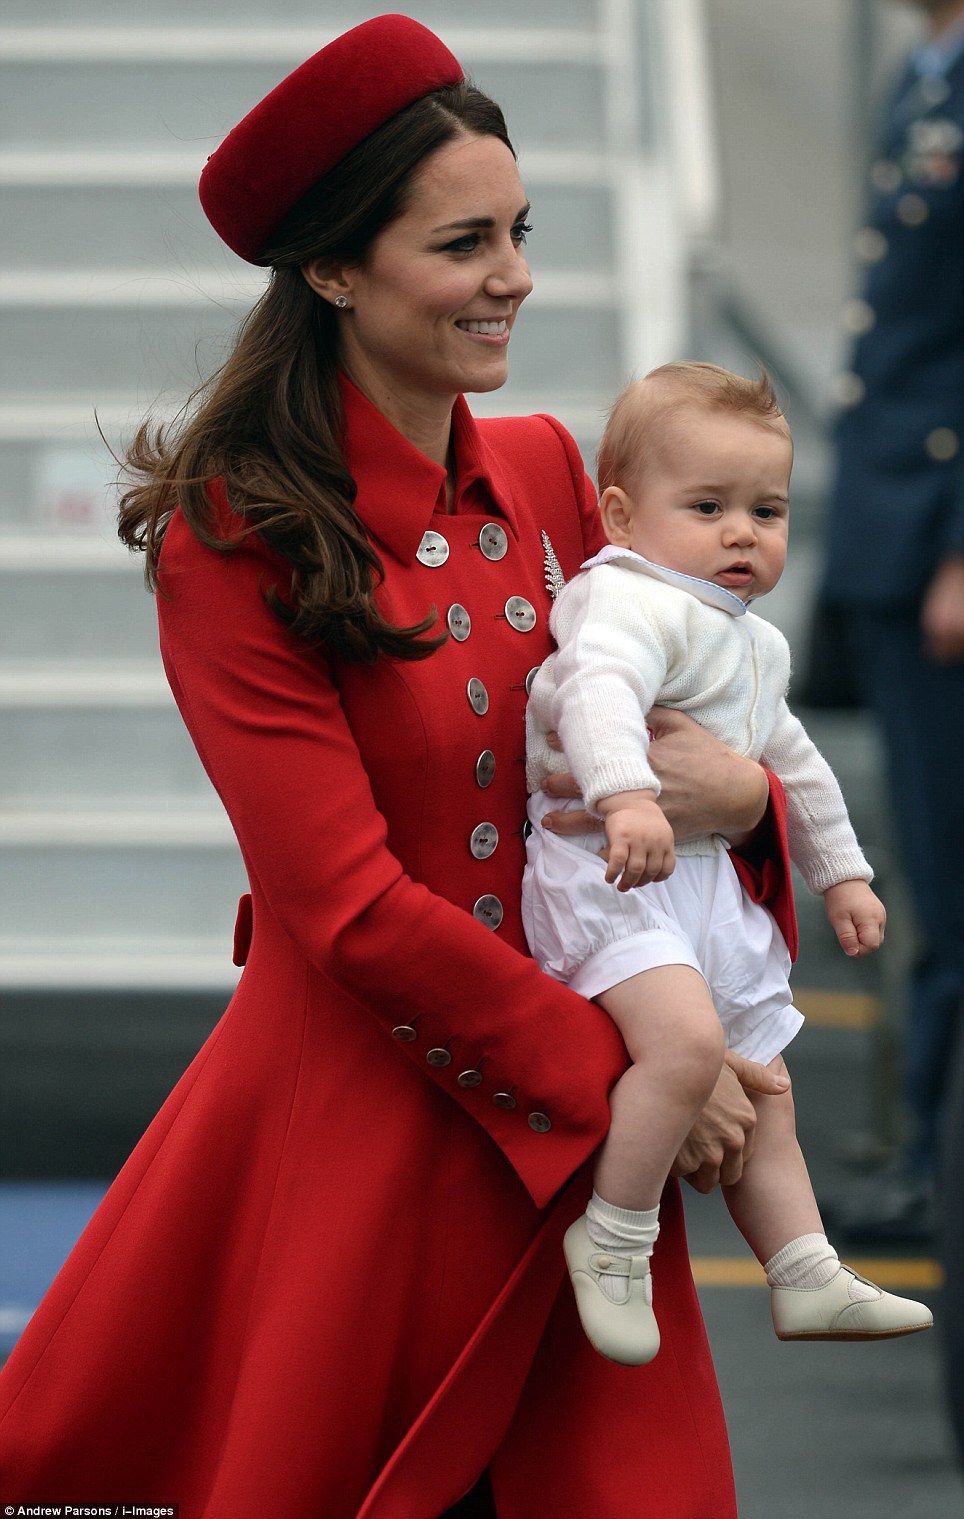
[0,380,795,1517]
[825,42,964,608]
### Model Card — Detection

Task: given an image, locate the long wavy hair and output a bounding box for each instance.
[118,82,514,663]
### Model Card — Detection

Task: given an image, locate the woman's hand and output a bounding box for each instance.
[540,709,769,844]
[646,707,769,845]
[671,1051,790,1192]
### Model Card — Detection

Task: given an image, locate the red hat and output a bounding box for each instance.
[199,14,463,264]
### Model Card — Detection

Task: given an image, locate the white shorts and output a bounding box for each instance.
[522,791,803,1065]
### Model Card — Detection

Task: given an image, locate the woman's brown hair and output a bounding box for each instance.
[118,82,514,663]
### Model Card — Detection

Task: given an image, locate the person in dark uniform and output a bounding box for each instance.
[820,0,964,1242]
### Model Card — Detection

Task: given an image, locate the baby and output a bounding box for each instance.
[523,361,933,1365]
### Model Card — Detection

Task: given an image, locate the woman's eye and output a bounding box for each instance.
[444,234,480,254]
[512,220,533,245]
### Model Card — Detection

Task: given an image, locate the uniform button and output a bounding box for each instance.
[416,530,450,567]
[475,750,496,787]
[528,1111,552,1133]
[925,427,960,461]
[525,665,542,695]
[831,371,866,408]
[427,1047,452,1068]
[596,1254,613,1270]
[392,1024,418,1042]
[447,603,472,641]
[479,522,508,561]
[473,894,504,930]
[854,227,888,264]
[504,595,537,633]
[870,158,902,193]
[469,822,499,859]
[896,192,929,226]
[458,1069,484,1089]
[841,297,876,336]
[493,1091,517,1110]
[467,678,489,715]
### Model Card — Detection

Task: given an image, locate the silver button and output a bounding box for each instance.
[447,603,471,641]
[925,427,960,462]
[493,1091,517,1111]
[896,192,929,227]
[427,1047,452,1068]
[504,596,536,633]
[473,894,503,930]
[469,822,499,860]
[475,750,496,788]
[479,522,508,561]
[525,666,542,695]
[416,530,450,568]
[392,1024,418,1042]
[458,1069,483,1089]
[528,1111,552,1133]
[467,678,489,716]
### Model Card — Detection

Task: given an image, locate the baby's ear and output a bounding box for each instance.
[598,486,635,547]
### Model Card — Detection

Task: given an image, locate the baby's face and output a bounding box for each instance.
[602,407,792,601]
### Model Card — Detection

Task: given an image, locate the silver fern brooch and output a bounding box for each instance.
[541,531,566,601]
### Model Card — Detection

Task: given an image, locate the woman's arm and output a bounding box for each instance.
[541,707,769,844]
[158,512,627,1210]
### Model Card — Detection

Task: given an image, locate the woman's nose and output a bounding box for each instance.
[484,245,533,301]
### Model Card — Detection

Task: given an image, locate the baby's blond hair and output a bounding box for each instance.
[597,362,786,493]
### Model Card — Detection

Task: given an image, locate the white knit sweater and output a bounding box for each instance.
[526,546,872,895]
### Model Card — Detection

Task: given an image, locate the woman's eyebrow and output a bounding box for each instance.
[431,204,531,234]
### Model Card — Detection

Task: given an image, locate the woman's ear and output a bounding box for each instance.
[598,485,636,547]
[302,258,353,309]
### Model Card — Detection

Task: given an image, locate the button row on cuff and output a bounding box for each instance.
[389,1025,551,1130]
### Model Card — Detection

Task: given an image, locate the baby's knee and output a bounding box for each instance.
[677,1008,725,1091]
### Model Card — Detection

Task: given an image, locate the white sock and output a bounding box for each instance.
[765,1233,880,1300]
[585,1190,660,1303]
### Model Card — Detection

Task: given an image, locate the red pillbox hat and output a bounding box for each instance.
[199,14,463,264]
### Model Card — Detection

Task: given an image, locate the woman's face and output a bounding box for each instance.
[320,132,533,428]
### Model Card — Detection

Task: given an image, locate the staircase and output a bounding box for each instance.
[0,0,716,1002]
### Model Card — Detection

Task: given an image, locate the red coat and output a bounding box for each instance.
[0,380,779,1517]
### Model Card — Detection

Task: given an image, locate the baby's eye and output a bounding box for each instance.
[693,500,720,516]
[753,505,779,520]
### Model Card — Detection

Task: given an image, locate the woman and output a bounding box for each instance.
[0,17,790,1517]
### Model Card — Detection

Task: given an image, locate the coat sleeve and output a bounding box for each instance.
[157,511,627,1209]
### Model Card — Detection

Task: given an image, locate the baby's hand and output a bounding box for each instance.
[823,879,886,957]
[597,791,675,891]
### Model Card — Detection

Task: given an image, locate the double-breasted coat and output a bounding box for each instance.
[0,379,793,1516]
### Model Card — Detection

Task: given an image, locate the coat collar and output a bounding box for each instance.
[339,373,520,566]
[581,544,750,616]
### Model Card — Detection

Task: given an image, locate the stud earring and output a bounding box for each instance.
[334,295,349,309]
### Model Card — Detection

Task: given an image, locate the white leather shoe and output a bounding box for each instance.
[563,1217,660,1366]
[771,1264,933,1341]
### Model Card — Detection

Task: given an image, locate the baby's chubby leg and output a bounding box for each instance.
[724,1056,933,1341]
[595,965,725,1210]
[563,964,724,1366]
